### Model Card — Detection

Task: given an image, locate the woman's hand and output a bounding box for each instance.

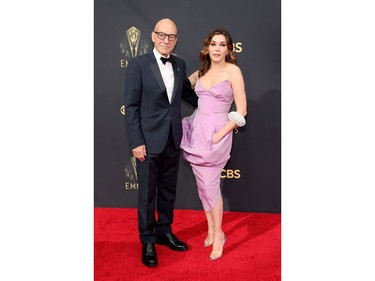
[212,132,222,144]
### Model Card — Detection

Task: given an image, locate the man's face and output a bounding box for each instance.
[152,21,177,56]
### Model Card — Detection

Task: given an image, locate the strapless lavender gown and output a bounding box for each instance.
[180,79,234,211]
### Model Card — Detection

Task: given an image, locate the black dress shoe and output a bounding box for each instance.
[156,233,188,252]
[142,243,158,267]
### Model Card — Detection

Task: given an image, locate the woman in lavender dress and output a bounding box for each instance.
[180,29,247,260]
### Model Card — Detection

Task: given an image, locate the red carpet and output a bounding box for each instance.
[94,208,281,281]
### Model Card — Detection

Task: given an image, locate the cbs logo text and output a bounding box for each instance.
[221,169,241,179]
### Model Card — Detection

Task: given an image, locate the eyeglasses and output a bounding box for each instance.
[153,31,178,42]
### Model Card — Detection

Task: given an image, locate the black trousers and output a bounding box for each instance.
[136,128,180,244]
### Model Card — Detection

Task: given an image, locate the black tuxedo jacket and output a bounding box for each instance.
[125,52,198,154]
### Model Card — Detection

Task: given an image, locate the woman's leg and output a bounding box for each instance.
[209,195,226,260]
[204,210,215,246]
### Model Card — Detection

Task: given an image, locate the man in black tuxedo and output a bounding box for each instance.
[124,18,198,267]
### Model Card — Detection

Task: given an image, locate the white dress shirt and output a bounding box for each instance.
[153,48,174,103]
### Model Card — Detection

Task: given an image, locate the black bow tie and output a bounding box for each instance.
[160,56,173,65]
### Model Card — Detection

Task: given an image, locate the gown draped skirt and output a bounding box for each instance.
[180,79,234,211]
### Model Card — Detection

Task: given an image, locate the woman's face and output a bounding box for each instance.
[208,34,228,63]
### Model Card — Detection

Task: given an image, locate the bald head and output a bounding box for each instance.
[152,18,178,56]
[154,18,177,34]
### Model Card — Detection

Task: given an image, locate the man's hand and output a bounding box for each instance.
[132,145,147,162]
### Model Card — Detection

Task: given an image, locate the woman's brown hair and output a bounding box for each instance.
[198,29,237,77]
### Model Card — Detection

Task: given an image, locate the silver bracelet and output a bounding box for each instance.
[228,111,246,127]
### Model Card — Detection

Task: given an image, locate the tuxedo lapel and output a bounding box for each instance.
[148,53,166,92]
[170,57,181,103]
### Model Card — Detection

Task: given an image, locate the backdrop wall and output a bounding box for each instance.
[94,0,281,213]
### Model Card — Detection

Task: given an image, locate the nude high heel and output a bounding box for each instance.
[204,230,214,247]
[209,234,226,260]
[204,237,213,247]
